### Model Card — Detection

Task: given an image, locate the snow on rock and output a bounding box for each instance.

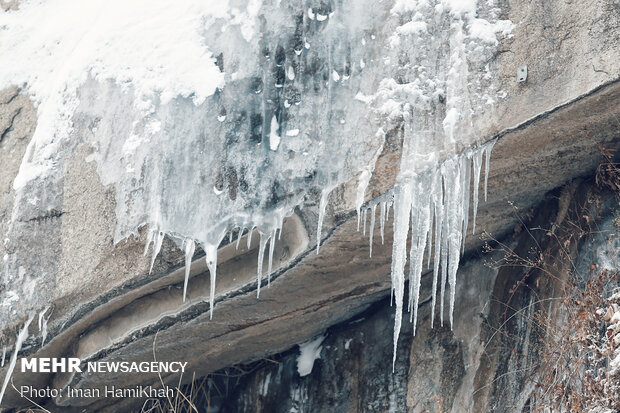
[1,0,512,366]
[0,0,227,191]
[297,334,326,377]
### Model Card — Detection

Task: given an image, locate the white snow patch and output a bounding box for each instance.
[0,0,228,189]
[469,19,515,44]
[396,20,428,35]
[297,334,325,377]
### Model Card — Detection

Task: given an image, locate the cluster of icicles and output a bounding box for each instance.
[146,138,496,356]
[0,140,496,403]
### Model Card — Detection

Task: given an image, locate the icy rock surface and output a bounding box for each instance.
[0,0,512,364]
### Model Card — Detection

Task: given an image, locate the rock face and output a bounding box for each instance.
[0,0,619,411]
[164,182,619,413]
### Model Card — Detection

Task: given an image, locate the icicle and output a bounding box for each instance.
[484,140,496,202]
[38,309,44,331]
[235,228,244,250]
[277,218,283,240]
[380,201,386,244]
[0,314,34,405]
[439,165,450,326]
[472,148,483,234]
[362,208,368,236]
[267,228,276,287]
[144,228,154,256]
[386,200,392,222]
[41,316,48,346]
[183,239,195,302]
[1,346,5,368]
[247,226,255,250]
[409,176,433,335]
[426,210,433,270]
[247,228,254,250]
[390,183,412,371]
[356,170,371,231]
[316,187,333,254]
[461,154,471,254]
[149,230,164,274]
[369,204,376,257]
[229,230,234,244]
[256,233,268,298]
[205,244,218,319]
[38,306,50,345]
[408,197,420,315]
[445,159,463,330]
[430,168,444,327]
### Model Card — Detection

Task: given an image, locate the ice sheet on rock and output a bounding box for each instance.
[1,0,227,192]
[1,0,386,323]
[1,0,510,359]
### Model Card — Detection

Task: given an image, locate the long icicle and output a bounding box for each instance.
[484,140,496,202]
[408,202,420,315]
[247,226,255,250]
[447,159,463,330]
[472,149,483,234]
[205,244,218,319]
[183,239,195,302]
[316,187,333,254]
[461,154,471,254]
[439,166,449,326]
[256,233,268,298]
[149,230,164,274]
[390,183,412,371]
[267,228,276,287]
[431,168,444,327]
[236,227,244,250]
[369,204,376,257]
[362,208,368,236]
[380,201,386,244]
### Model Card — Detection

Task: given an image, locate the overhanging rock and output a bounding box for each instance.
[0,0,618,410]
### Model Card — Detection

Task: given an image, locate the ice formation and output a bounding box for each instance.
[0,0,513,389]
[355,141,496,367]
[296,334,326,377]
[0,315,33,404]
